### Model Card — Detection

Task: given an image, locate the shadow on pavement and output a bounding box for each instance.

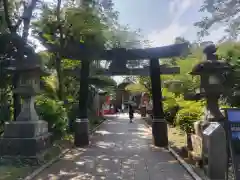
[34,115,193,180]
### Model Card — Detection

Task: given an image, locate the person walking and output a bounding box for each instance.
[129,104,134,123]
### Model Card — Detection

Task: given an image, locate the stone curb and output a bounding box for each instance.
[24,148,70,180]
[168,147,202,180]
[89,118,107,138]
[142,119,203,180]
[24,118,107,180]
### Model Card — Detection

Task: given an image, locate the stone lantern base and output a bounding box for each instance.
[0,120,51,157]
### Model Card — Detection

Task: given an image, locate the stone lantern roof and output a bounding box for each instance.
[203,43,217,54]
[189,43,232,75]
[0,33,47,75]
[6,45,50,76]
[190,60,232,75]
[5,45,50,96]
[164,80,183,87]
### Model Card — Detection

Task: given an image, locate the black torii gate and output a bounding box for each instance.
[57,42,189,147]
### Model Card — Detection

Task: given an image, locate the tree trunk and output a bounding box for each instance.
[56,55,63,100]
[56,0,63,101]
[13,0,37,120]
[22,0,37,40]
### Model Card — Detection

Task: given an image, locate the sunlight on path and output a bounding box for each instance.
[33,114,192,180]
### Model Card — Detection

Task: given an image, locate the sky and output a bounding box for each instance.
[112,0,226,47]
[110,0,227,83]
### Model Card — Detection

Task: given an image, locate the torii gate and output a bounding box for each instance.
[45,36,189,147]
[61,43,188,147]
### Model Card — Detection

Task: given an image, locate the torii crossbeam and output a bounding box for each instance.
[42,35,189,147]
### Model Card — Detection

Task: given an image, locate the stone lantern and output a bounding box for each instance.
[183,43,232,142]
[189,44,232,123]
[0,45,51,158]
[183,43,231,159]
[186,43,232,180]
[164,80,184,94]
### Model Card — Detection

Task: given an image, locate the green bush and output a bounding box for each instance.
[162,88,179,125]
[164,105,180,125]
[161,88,205,132]
[35,95,68,139]
[175,98,204,133]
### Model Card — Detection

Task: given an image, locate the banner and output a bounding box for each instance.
[106,96,111,105]
[225,108,240,180]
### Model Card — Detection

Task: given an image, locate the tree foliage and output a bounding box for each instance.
[216,41,240,107]
[31,0,142,100]
[195,0,240,40]
[0,0,144,137]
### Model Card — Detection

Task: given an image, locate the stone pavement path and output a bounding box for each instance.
[33,114,193,180]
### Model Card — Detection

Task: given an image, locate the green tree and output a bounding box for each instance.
[32,2,108,99]
[174,36,189,44]
[216,41,240,107]
[32,0,144,99]
[195,0,240,40]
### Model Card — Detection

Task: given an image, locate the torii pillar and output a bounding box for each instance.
[150,58,168,147]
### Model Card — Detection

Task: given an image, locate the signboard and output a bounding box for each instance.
[226,109,240,153]
[225,108,240,180]
[203,122,220,136]
[202,122,227,179]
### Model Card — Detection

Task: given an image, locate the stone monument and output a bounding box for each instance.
[202,122,227,179]
[0,45,51,158]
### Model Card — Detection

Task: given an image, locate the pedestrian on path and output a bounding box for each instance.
[129,104,134,123]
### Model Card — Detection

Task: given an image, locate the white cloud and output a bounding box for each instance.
[202,26,227,43]
[147,0,195,47]
[147,24,227,47]
[147,23,188,47]
[169,0,193,22]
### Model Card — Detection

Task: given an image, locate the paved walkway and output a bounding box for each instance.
[33,114,193,180]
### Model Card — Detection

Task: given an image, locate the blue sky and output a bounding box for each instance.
[110,0,227,83]
[112,0,226,47]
